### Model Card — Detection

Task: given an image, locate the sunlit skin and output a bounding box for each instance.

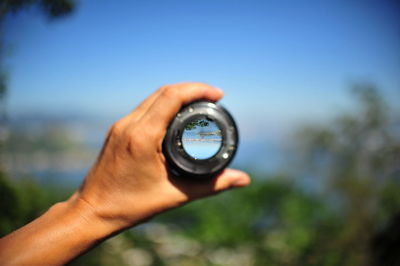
[0,82,250,266]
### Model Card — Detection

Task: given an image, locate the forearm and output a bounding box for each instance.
[0,194,119,266]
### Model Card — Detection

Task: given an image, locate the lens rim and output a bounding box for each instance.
[163,101,239,178]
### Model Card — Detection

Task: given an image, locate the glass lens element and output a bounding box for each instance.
[182,119,222,160]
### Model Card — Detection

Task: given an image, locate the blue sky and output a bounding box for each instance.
[4,0,400,141]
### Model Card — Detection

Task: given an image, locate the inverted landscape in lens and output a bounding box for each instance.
[182,119,222,160]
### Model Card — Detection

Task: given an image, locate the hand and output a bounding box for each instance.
[76,82,250,231]
[0,82,250,266]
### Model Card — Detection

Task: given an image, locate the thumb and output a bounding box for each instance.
[212,169,251,192]
[169,168,251,201]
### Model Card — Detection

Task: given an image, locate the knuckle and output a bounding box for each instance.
[159,85,169,92]
[126,127,148,152]
[157,85,171,96]
[161,86,179,100]
[109,120,125,137]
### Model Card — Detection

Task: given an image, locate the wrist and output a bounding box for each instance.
[61,193,124,243]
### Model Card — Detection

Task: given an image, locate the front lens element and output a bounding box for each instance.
[181,119,222,160]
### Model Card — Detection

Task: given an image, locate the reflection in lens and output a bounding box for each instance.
[182,119,222,159]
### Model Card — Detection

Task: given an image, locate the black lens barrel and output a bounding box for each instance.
[162,101,239,179]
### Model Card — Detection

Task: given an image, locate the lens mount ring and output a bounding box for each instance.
[163,101,239,179]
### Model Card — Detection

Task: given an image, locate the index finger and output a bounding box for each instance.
[140,82,224,132]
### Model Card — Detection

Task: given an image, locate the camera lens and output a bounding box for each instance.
[163,101,238,179]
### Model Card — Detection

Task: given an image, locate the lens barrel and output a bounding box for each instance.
[162,101,239,179]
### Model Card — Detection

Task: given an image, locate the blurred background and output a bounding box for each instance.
[1,0,400,265]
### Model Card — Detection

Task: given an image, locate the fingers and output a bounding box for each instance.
[140,82,224,133]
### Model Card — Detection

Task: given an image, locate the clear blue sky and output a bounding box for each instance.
[4,0,400,140]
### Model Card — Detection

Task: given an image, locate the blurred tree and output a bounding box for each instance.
[0,0,75,19]
[293,85,400,265]
[0,170,71,236]
[184,119,210,130]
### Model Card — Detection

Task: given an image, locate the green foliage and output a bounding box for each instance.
[184,119,210,131]
[0,70,5,99]
[291,85,400,265]
[0,0,75,19]
[0,170,71,236]
[74,177,340,266]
